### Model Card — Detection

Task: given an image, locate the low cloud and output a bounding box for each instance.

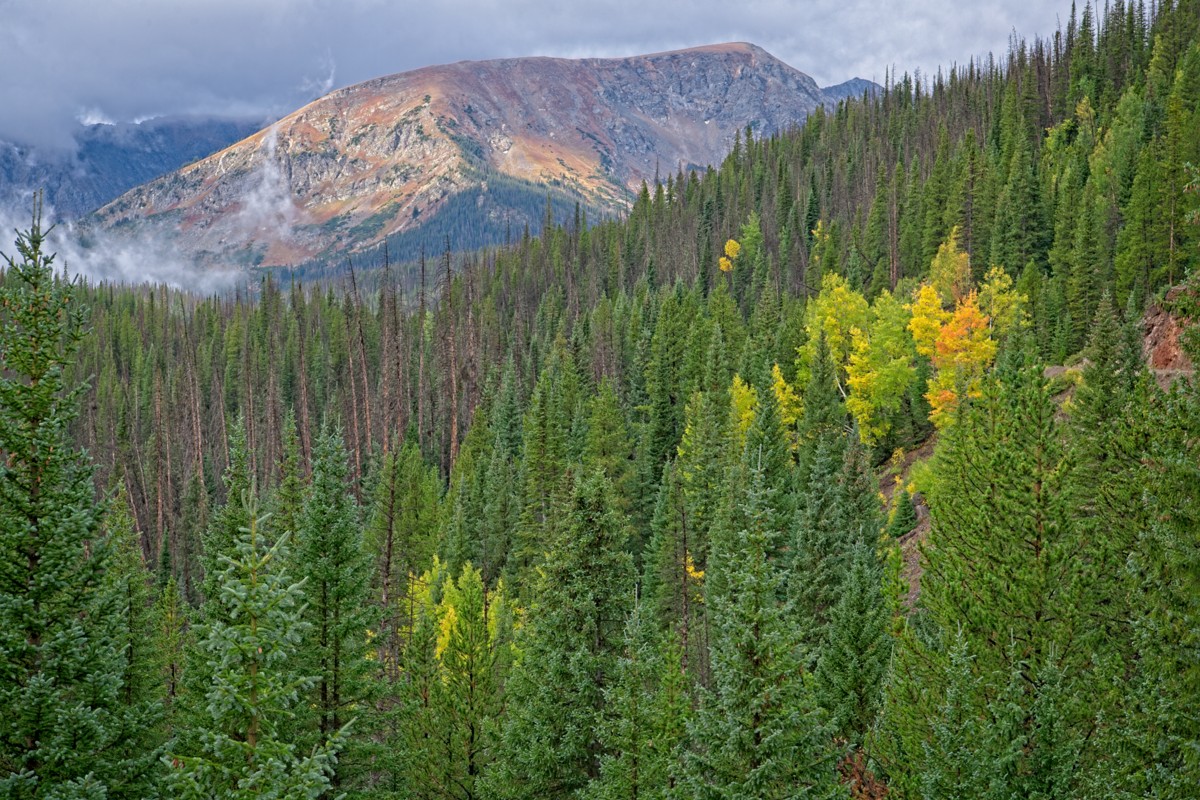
[0,199,241,295]
[235,127,297,244]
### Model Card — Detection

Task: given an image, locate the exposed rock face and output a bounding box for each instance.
[84,43,871,270]
[1143,285,1196,387]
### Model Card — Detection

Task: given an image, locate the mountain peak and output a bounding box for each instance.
[86,44,867,270]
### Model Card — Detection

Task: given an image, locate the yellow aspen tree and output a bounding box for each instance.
[925,291,997,427]
[977,265,1028,338]
[796,273,870,389]
[845,290,918,444]
[929,225,972,305]
[729,374,758,448]
[908,283,950,359]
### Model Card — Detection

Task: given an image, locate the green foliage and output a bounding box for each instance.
[487,471,635,799]
[682,458,839,799]
[813,543,891,747]
[0,211,161,798]
[169,503,343,799]
[885,488,918,539]
[292,427,376,793]
[882,348,1114,794]
[584,605,686,800]
[366,436,441,676]
[12,4,1200,794]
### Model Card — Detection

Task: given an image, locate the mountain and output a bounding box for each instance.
[0,116,265,220]
[821,77,880,103]
[84,43,874,270]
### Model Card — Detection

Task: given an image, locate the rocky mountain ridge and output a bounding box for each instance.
[85,43,874,270]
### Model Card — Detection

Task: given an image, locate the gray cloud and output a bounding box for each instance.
[0,200,241,293]
[0,0,1076,149]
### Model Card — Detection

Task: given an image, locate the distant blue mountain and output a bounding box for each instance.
[0,115,265,220]
[822,77,880,104]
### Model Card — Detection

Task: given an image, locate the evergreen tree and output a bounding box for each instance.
[366,436,440,677]
[292,427,376,794]
[170,501,342,799]
[486,471,635,799]
[885,489,918,539]
[581,379,637,525]
[0,212,159,799]
[392,561,449,800]
[153,574,190,738]
[103,487,168,793]
[813,543,892,748]
[642,459,709,683]
[269,411,307,544]
[683,458,838,799]
[434,563,512,800]
[583,603,683,800]
[1127,372,1200,798]
[881,346,1104,793]
[200,419,253,615]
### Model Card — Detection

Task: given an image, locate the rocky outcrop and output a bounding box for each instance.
[84,43,872,270]
[1143,285,1196,387]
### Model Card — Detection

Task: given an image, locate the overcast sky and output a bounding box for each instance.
[1,0,1078,149]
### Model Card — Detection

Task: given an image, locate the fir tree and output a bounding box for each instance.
[153,574,190,737]
[292,427,376,794]
[683,458,838,799]
[0,211,159,798]
[366,436,441,677]
[1127,372,1200,798]
[487,470,635,799]
[882,345,1104,793]
[813,543,892,747]
[169,503,342,800]
[585,603,685,800]
[885,489,918,539]
[200,419,253,615]
[434,563,512,800]
[102,487,168,793]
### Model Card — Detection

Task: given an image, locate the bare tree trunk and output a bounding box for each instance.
[417,246,427,452]
[291,278,313,473]
[444,240,459,468]
[343,290,364,488]
[349,264,374,454]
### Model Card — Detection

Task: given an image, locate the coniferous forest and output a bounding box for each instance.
[2,2,1200,797]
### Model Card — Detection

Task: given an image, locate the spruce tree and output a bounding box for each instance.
[1128,373,1200,798]
[393,563,448,800]
[200,419,253,615]
[269,411,307,544]
[169,502,342,800]
[102,488,168,794]
[153,574,189,737]
[435,563,512,800]
[366,435,440,677]
[813,543,892,747]
[584,603,684,800]
[642,459,710,683]
[882,345,1103,793]
[683,458,838,799]
[292,427,376,794]
[581,379,636,524]
[885,489,918,539]
[486,470,635,799]
[0,211,159,798]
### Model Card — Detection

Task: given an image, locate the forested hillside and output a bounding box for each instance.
[2,1,1199,797]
